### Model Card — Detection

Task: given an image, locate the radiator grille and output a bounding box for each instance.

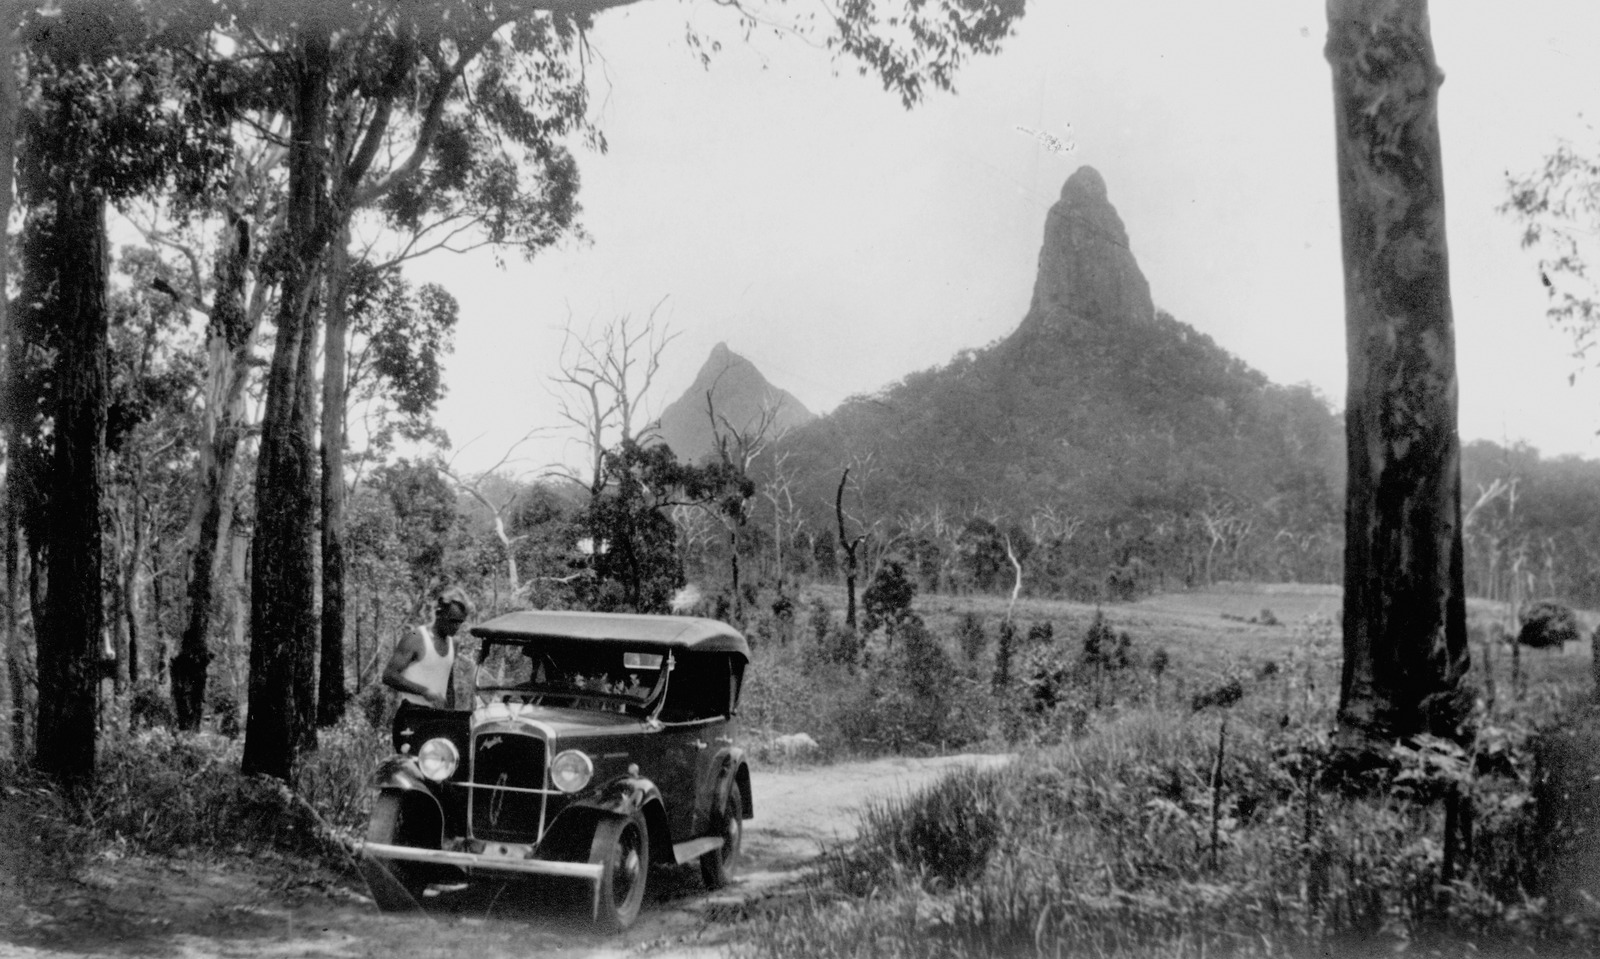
[469,732,547,842]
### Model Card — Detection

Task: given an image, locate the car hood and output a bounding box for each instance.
[471,700,645,737]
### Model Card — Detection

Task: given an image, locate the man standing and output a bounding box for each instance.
[382,586,471,751]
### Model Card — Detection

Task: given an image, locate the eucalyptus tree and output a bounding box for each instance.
[1326,0,1471,749]
[9,0,229,790]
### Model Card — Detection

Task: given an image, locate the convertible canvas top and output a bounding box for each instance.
[470,609,750,661]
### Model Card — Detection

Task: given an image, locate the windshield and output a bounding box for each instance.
[474,639,668,713]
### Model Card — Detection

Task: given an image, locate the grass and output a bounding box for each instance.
[743,583,1599,958]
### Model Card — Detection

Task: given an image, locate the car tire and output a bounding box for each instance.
[700,781,743,890]
[362,793,428,912]
[589,811,649,931]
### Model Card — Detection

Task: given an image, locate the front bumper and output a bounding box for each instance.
[361,840,604,882]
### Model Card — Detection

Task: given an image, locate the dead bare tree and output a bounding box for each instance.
[1003,532,1024,627]
[760,449,804,583]
[438,429,548,605]
[548,303,675,498]
[836,468,867,630]
[704,389,782,614]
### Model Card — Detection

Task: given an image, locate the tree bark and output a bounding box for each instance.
[242,27,330,780]
[0,0,18,766]
[1326,0,1471,746]
[32,184,109,794]
[318,228,351,727]
[173,206,255,729]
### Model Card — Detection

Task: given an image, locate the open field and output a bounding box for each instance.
[794,580,1591,710]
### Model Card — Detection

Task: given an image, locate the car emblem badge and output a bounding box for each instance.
[489,772,508,828]
[481,735,502,751]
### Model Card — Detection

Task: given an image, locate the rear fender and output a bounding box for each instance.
[706,748,753,822]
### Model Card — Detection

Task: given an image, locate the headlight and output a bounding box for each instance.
[550,749,594,794]
[417,737,459,782]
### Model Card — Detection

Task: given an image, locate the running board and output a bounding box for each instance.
[672,836,725,865]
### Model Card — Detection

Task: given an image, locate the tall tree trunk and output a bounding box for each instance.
[1327,0,1470,747]
[33,184,109,794]
[122,476,144,688]
[0,0,22,767]
[242,28,330,780]
[836,470,859,630]
[173,206,255,729]
[318,228,350,727]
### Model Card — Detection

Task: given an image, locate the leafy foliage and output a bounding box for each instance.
[1504,135,1600,367]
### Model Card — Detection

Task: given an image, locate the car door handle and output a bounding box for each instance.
[695,740,708,751]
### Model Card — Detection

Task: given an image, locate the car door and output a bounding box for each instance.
[651,651,733,840]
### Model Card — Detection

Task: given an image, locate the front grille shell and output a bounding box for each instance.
[467,725,560,844]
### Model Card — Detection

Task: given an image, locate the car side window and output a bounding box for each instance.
[659,653,730,723]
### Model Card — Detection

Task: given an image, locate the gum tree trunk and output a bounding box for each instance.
[242,27,330,780]
[172,208,255,730]
[32,184,109,794]
[1326,0,1471,747]
[317,228,350,727]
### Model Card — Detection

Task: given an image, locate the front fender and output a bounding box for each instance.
[540,776,667,864]
[372,754,437,795]
[570,775,662,818]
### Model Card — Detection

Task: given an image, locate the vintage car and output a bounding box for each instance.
[360,610,752,930]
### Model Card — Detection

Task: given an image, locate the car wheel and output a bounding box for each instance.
[589,811,649,931]
[361,793,428,912]
[700,781,743,890]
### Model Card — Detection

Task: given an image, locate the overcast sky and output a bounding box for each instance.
[407,0,1600,477]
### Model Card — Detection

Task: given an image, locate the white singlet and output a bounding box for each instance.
[398,624,456,707]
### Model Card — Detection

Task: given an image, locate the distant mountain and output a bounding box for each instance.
[773,166,1345,593]
[654,343,816,463]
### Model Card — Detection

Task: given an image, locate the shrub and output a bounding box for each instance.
[84,728,349,866]
[1081,610,1131,670]
[810,622,862,668]
[1191,676,1245,711]
[771,590,796,624]
[808,597,832,644]
[1518,600,1580,648]
[209,690,241,739]
[957,612,986,662]
[862,559,917,635]
[129,679,174,731]
[991,619,1016,691]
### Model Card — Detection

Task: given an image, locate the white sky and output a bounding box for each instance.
[408,0,1600,477]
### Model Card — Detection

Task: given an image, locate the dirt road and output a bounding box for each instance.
[2,753,1007,959]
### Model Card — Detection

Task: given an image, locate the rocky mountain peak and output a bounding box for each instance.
[652,343,815,464]
[1020,165,1155,335]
